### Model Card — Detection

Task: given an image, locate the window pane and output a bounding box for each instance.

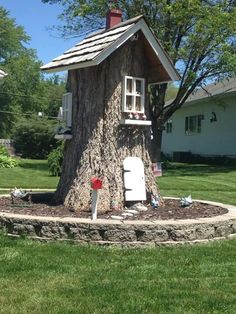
[127,79,132,93]
[126,95,133,111]
[166,119,172,133]
[197,116,201,132]
[136,80,142,95]
[189,116,195,132]
[185,117,189,133]
[135,96,141,111]
[185,115,202,134]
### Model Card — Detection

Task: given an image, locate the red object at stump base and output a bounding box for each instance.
[91,177,103,190]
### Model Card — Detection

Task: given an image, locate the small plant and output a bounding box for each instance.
[0,155,18,168]
[0,144,18,168]
[0,145,8,156]
[47,143,64,176]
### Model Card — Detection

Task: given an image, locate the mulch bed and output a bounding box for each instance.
[0,195,228,221]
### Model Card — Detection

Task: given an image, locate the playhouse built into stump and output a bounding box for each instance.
[41,10,179,212]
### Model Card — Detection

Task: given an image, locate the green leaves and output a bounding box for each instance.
[0,6,66,138]
[12,117,58,159]
[47,143,64,176]
[41,0,236,160]
[0,155,18,168]
[0,145,18,168]
[0,7,29,63]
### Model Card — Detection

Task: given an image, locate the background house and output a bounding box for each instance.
[162,78,236,159]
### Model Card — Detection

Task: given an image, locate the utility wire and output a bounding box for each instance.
[0,91,64,102]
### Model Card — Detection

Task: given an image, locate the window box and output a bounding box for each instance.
[55,134,72,140]
[120,119,152,126]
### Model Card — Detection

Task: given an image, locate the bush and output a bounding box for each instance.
[0,145,8,156]
[12,117,58,159]
[0,155,18,168]
[47,143,64,176]
[0,145,18,168]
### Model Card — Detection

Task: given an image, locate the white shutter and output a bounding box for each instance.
[62,93,72,128]
[58,106,63,120]
[123,157,146,201]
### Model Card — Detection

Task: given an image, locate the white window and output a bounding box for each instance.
[166,119,173,133]
[123,76,145,113]
[62,93,72,128]
[185,115,202,135]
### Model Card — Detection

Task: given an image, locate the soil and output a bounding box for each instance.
[0,194,228,221]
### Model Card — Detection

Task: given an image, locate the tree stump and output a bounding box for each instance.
[54,37,160,212]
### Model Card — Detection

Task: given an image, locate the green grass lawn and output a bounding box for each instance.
[1,161,236,313]
[0,159,58,190]
[1,159,236,206]
[159,163,236,205]
[0,235,236,314]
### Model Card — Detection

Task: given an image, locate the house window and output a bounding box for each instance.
[123,76,145,113]
[62,93,72,128]
[166,119,172,133]
[185,115,202,135]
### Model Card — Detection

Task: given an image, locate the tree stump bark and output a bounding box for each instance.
[54,38,160,212]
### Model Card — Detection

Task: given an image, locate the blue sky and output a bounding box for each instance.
[0,0,80,66]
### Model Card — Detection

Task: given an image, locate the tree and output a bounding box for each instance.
[42,75,66,118]
[0,7,29,63]
[12,116,57,159]
[0,6,66,138]
[42,0,236,161]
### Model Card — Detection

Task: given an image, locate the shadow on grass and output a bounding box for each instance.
[19,160,49,172]
[163,163,236,177]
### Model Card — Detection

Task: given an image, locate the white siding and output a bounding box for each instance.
[162,94,236,157]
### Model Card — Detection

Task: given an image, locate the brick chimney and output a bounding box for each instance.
[106,9,122,29]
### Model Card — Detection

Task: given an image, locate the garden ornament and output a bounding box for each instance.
[180,195,193,207]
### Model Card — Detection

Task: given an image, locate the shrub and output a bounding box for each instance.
[0,144,18,168]
[12,117,58,159]
[0,145,8,156]
[0,155,18,168]
[47,143,64,176]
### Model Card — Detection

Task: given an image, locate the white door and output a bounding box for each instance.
[123,157,146,201]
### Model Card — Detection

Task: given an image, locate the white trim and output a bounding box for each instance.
[55,134,72,140]
[62,93,73,128]
[0,69,7,80]
[95,22,142,65]
[41,60,97,73]
[123,76,145,113]
[120,119,152,126]
[138,20,180,81]
[149,80,173,85]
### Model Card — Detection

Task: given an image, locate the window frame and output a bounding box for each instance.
[122,76,145,113]
[166,119,173,133]
[185,115,202,135]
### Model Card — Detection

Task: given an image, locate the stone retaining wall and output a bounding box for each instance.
[1,200,236,246]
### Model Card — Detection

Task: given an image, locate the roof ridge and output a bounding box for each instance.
[85,15,144,39]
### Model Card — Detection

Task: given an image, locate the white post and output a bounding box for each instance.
[91,190,99,220]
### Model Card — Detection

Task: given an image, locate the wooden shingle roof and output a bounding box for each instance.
[41,15,180,81]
